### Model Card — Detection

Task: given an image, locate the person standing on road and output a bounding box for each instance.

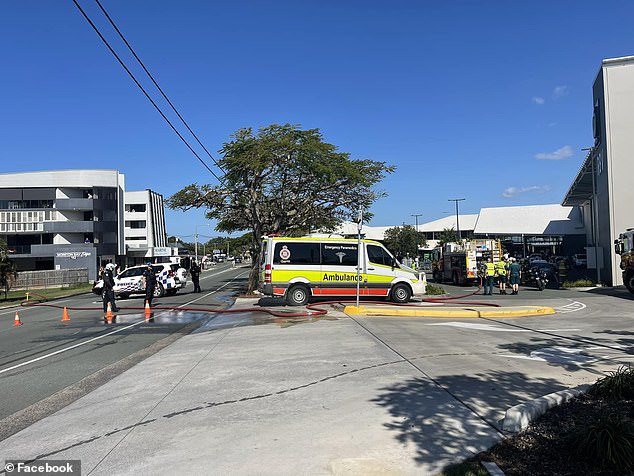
[496,258,508,294]
[141,262,157,306]
[508,257,522,295]
[190,260,201,293]
[484,258,495,295]
[102,263,118,313]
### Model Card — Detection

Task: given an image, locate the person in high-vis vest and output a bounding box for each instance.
[496,258,508,294]
[484,258,496,295]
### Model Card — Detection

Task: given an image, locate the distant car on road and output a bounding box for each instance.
[234,256,242,263]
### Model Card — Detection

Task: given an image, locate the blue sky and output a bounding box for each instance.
[1,1,633,241]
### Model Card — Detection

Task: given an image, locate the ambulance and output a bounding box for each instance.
[259,236,427,305]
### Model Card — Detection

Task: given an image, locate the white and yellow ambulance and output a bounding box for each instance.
[259,236,426,305]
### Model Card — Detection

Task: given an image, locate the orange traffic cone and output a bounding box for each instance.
[62,307,70,322]
[14,311,23,327]
[105,302,114,324]
[144,300,152,320]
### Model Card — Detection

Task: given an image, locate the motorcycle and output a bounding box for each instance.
[529,267,549,291]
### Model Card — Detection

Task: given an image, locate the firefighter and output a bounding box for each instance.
[483,258,496,295]
[141,262,157,306]
[496,257,508,294]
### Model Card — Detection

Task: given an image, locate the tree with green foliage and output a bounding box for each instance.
[168,123,394,291]
[437,227,458,246]
[382,225,427,258]
[0,239,17,299]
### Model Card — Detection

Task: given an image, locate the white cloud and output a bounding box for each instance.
[503,185,551,198]
[552,85,569,99]
[532,96,545,105]
[535,145,574,160]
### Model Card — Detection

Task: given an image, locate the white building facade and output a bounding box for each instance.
[124,190,170,266]
[0,170,167,280]
[563,55,634,285]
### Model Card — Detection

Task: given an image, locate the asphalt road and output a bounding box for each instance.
[1,277,634,473]
[0,263,250,427]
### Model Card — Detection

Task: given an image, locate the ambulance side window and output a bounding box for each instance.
[322,243,358,266]
[367,245,393,266]
[273,242,320,264]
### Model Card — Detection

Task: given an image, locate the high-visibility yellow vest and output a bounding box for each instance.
[485,262,496,276]
[495,261,507,275]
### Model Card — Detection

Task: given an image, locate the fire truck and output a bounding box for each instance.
[432,239,503,285]
[614,229,634,292]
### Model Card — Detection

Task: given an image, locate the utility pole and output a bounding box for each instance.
[411,213,422,233]
[448,198,466,241]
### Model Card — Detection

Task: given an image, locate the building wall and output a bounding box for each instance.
[596,58,634,285]
[0,170,125,281]
[124,190,168,266]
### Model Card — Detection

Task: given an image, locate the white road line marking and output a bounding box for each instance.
[0,270,249,375]
[0,321,144,375]
[554,301,586,313]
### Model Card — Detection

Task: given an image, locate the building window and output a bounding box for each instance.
[126,204,146,213]
[125,220,147,229]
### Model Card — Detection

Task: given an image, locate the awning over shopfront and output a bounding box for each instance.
[562,150,594,206]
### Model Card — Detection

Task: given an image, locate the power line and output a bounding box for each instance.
[94,0,225,174]
[71,0,223,183]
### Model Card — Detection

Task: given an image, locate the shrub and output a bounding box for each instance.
[562,279,595,287]
[425,283,446,295]
[567,412,634,472]
[589,365,634,400]
[438,462,489,476]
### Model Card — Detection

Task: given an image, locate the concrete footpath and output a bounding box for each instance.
[0,299,514,476]
[5,290,614,475]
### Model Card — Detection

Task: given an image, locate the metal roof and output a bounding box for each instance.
[562,150,594,206]
[473,204,583,235]
[416,214,479,233]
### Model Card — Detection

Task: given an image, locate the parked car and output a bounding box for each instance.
[528,253,544,263]
[92,263,188,299]
[572,253,587,267]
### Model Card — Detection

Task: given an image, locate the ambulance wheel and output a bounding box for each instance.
[153,283,165,298]
[286,285,309,306]
[391,283,412,303]
[625,273,634,293]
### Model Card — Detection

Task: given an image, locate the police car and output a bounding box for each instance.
[93,263,188,299]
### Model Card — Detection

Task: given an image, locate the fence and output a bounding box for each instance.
[12,268,90,290]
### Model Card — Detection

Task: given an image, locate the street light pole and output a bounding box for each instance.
[448,198,466,241]
[194,226,199,263]
[195,224,212,263]
[411,213,422,233]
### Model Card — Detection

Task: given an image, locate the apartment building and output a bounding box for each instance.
[0,170,167,280]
